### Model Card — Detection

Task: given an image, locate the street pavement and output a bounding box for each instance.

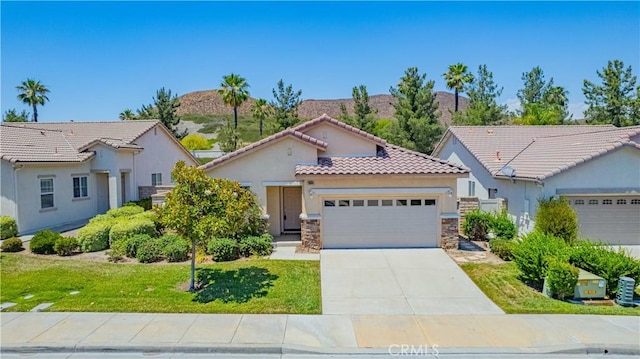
[1,312,639,356]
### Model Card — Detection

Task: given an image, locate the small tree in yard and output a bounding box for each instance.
[535,197,578,245]
[159,161,264,292]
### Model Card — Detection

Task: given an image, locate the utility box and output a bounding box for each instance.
[574,269,606,299]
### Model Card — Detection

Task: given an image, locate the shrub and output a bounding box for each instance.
[0,216,18,240]
[106,205,144,218]
[125,198,152,211]
[88,214,114,224]
[136,238,162,263]
[181,133,212,151]
[489,238,515,261]
[239,234,273,257]
[490,211,517,240]
[206,237,239,262]
[512,231,569,289]
[1,237,23,252]
[159,234,190,262]
[546,257,579,300]
[462,209,492,241]
[569,241,640,296]
[30,230,61,254]
[77,222,111,252]
[108,218,156,246]
[133,211,163,232]
[54,236,79,256]
[535,197,578,244]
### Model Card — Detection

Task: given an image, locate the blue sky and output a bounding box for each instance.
[2,1,638,122]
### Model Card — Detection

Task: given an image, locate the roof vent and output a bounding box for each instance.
[495,150,501,161]
[487,129,494,135]
[40,131,46,136]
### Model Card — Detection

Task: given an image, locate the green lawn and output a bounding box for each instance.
[0,254,320,314]
[461,262,639,316]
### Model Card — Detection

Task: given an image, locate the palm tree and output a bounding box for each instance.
[218,74,250,148]
[251,98,272,137]
[119,109,136,121]
[443,63,474,112]
[16,79,50,122]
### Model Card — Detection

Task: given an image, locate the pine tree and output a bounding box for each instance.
[270,80,303,131]
[583,60,639,127]
[516,66,569,124]
[453,65,507,125]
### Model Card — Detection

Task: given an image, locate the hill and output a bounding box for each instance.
[176,90,468,126]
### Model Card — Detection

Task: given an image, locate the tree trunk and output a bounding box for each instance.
[454,88,459,113]
[189,241,196,292]
[259,117,263,137]
[233,106,239,150]
[33,104,38,122]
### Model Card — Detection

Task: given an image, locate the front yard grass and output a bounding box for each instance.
[461,262,639,316]
[0,254,320,314]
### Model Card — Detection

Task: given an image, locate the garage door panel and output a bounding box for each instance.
[322,198,438,249]
[569,196,640,246]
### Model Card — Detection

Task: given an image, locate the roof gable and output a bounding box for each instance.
[292,114,386,146]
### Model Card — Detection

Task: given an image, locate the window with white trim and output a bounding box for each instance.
[617,199,627,205]
[574,199,584,205]
[631,199,640,205]
[588,199,598,205]
[72,176,88,198]
[151,173,162,186]
[40,178,54,209]
[602,199,612,205]
[468,181,476,196]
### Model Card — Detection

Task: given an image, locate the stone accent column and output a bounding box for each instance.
[458,196,480,234]
[301,218,322,250]
[138,185,174,200]
[441,217,459,250]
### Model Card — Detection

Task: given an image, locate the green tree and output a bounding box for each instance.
[251,98,272,137]
[387,67,443,154]
[443,63,474,112]
[219,74,250,149]
[338,85,377,133]
[2,109,30,122]
[516,67,570,124]
[453,65,507,125]
[512,103,565,125]
[16,79,50,122]
[583,59,639,127]
[180,134,212,150]
[270,79,303,131]
[159,161,264,292]
[137,88,185,138]
[119,109,136,121]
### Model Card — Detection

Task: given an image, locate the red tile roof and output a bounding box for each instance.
[292,114,387,146]
[199,128,329,171]
[295,144,469,176]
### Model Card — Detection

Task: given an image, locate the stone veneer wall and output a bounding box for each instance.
[441,217,459,250]
[301,218,321,250]
[458,196,480,234]
[138,185,174,201]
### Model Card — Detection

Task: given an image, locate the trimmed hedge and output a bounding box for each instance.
[512,231,569,289]
[125,198,152,210]
[159,234,190,262]
[491,210,517,240]
[136,238,162,263]
[78,222,111,252]
[106,205,144,218]
[239,234,273,257]
[54,236,79,256]
[489,238,515,261]
[1,237,23,252]
[535,197,578,244]
[30,230,62,254]
[108,218,156,246]
[546,257,579,300]
[0,216,18,240]
[462,209,492,241]
[207,237,239,262]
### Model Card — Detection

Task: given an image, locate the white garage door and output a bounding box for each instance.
[322,198,439,249]
[569,196,640,245]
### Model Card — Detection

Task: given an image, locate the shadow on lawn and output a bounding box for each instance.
[193,267,278,304]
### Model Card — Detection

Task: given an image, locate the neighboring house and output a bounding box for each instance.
[201,115,469,249]
[1,121,197,235]
[432,125,640,245]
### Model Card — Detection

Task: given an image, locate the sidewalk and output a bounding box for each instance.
[1,312,639,355]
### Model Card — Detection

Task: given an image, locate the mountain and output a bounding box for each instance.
[177,90,468,126]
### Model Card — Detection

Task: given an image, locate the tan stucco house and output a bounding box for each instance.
[1,121,197,235]
[200,115,469,249]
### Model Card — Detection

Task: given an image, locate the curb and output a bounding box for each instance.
[2,343,639,356]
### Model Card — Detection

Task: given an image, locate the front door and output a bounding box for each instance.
[97,173,110,214]
[282,187,302,232]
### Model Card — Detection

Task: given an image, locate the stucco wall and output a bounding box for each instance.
[205,137,319,209]
[11,163,98,234]
[302,123,377,157]
[1,160,17,219]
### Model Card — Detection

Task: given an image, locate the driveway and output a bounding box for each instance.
[321,249,504,315]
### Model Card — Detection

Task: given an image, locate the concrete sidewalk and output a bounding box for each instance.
[1,312,639,355]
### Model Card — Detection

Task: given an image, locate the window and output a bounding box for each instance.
[72,176,88,198]
[602,199,613,205]
[574,199,584,205]
[588,199,598,205]
[468,181,476,196]
[396,199,407,206]
[353,200,364,207]
[424,199,436,206]
[323,200,335,207]
[410,199,422,206]
[339,200,350,207]
[367,199,379,207]
[151,173,162,186]
[631,199,640,205]
[488,188,498,199]
[381,199,393,206]
[617,199,627,205]
[40,178,54,209]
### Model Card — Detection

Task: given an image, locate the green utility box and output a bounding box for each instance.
[574,269,606,299]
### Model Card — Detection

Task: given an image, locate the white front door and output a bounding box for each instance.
[96,173,110,214]
[282,187,302,232]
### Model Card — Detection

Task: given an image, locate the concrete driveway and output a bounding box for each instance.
[321,249,504,315]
